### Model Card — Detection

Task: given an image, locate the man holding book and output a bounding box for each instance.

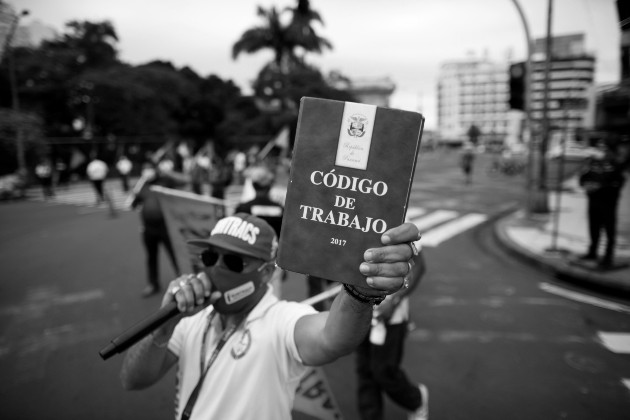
[120,213,420,420]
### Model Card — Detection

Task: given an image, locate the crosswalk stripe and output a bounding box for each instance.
[405,207,427,220]
[420,213,488,247]
[410,209,459,232]
[597,332,630,354]
[540,282,630,314]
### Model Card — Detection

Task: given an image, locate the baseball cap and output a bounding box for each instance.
[188,213,278,261]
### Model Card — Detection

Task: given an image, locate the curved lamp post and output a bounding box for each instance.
[3,8,30,173]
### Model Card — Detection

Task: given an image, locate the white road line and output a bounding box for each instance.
[405,207,426,221]
[407,329,588,344]
[597,332,630,354]
[410,210,459,232]
[420,213,488,247]
[539,282,630,314]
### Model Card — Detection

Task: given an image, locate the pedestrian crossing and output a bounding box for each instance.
[31,184,491,248]
[30,184,135,211]
[406,207,488,248]
[28,183,245,213]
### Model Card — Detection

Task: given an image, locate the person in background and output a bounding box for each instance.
[116,155,133,192]
[578,140,627,269]
[235,165,283,235]
[35,158,54,199]
[460,142,475,185]
[86,154,109,205]
[209,155,232,200]
[120,213,420,420]
[233,150,247,185]
[130,159,189,297]
[355,245,429,420]
[235,165,285,296]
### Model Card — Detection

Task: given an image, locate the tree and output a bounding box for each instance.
[232,0,332,76]
[0,109,45,174]
[285,0,332,58]
[60,20,119,69]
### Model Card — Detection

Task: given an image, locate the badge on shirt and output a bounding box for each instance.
[231,329,251,359]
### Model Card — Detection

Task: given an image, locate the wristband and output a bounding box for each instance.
[343,284,386,306]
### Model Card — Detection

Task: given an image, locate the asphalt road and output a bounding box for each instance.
[1,150,629,419]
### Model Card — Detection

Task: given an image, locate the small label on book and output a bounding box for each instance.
[335,102,377,170]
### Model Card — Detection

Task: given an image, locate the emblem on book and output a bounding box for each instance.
[347,114,368,138]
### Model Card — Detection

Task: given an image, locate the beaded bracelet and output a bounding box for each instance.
[343,283,386,306]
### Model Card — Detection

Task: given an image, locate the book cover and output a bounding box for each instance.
[277,97,424,287]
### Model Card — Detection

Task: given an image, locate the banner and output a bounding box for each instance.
[294,367,344,420]
[152,186,226,273]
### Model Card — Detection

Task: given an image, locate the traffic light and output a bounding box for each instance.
[509,62,526,110]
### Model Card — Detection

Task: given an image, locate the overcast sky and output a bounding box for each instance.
[12,0,621,129]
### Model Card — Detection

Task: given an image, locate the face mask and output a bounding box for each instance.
[206,265,267,314]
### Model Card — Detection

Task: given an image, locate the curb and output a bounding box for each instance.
[493,210,630,295]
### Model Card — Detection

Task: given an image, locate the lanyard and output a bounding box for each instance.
[199,312,243,373]
[181,311,246,420]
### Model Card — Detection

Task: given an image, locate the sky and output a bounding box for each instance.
[10,0,622,130]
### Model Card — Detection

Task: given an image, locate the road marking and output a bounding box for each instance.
[421,213,488,247]
[407,329,588,344]
[623,379,630,393]
[410,210,459,232]
[597,332,630,354]
[405,207,427,220]
[539,282,630,314]
[0,289,105,316]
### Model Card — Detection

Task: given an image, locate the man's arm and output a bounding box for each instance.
[294,222,420,366]
[119,321,179,390]
[120,274,220,390]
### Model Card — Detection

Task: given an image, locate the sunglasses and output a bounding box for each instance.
[199,249,267,273]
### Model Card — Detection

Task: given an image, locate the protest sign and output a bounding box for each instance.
[152,186,226,272]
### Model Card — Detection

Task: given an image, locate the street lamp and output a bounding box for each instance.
[509,0,535,211]
[3,8,30,173]
[510,0,553,214]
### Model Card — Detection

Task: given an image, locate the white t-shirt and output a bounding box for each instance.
[86,159,108,180]
[168,288,316,420]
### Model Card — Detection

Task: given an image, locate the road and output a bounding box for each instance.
[1,149,629,419]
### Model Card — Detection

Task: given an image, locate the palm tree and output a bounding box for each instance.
[285,0,332,58]
[232,0,331,74]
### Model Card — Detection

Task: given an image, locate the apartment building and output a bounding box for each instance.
[437,58,510,146]
[437,34,595,148]
[530,34,595,141]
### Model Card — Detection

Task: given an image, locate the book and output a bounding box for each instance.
[277,97,424,287]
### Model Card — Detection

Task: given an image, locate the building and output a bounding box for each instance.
[327,72,396,107]
[437,34,596,149]
[345,77,396,107]
[530,34,595,145]
[436,57,510,146]
[594,1,630,138]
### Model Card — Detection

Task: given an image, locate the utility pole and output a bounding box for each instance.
[533,0,554,214]
[509,0,535,212]
[2,8,29,173]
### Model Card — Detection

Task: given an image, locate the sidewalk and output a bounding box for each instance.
[494,176,630,294]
